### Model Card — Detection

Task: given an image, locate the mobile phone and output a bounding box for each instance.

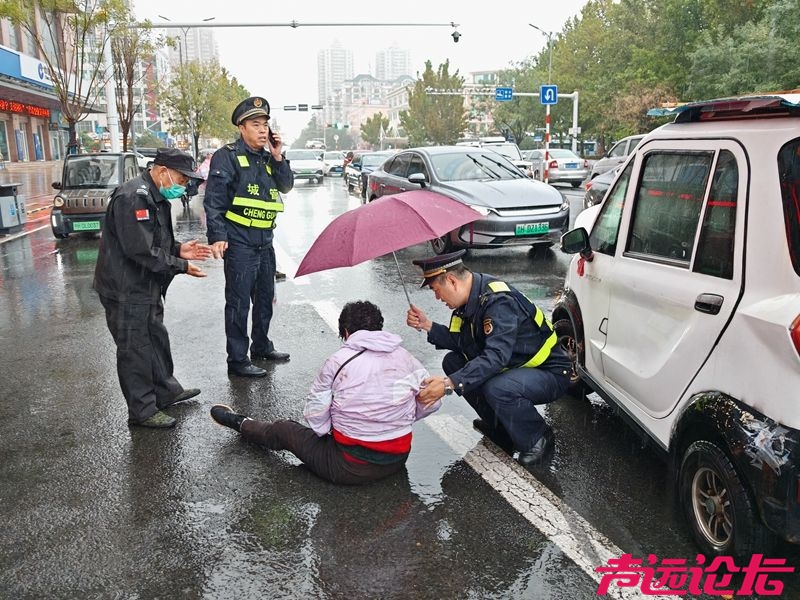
[268,129,278,147]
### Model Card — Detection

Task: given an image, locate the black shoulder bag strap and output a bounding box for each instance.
[331,349,367,397]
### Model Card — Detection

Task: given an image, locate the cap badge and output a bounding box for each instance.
[254,98,263,107]
[483,318,494,335]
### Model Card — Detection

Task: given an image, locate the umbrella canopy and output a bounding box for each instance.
[295,190,482,277]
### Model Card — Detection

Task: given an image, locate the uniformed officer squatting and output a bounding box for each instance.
[407,250,572,466]
[204,96,295,378]
[94,148,211,428]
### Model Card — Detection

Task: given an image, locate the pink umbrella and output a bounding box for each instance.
[295,189,482,303]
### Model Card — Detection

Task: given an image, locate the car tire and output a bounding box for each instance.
[552,318,590,398]
[533,170,541,180]
[571,181,582,188]
[53,231,69,239]
[430,235,453,255]
[679,440,775,558]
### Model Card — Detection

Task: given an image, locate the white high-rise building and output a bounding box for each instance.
[317,41,354,107]
[375,45,411,81]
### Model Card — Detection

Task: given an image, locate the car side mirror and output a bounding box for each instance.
[408,172,427,188]
[52,181,62,190]
[561,227,594,261]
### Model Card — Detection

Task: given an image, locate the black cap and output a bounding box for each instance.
[231,96,270,126]
[412,250,466,288]
[153,148,204,180]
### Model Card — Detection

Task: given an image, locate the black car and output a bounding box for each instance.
[582,166,618,210]
[366,146,569,255]
[345,151,395,199]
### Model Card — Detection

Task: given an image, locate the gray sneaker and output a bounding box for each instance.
[129,411,177,429]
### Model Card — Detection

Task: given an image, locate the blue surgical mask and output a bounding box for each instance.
[159,171,186,199]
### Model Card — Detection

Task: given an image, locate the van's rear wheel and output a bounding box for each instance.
[431,235,453,255]
[679,440,774,558]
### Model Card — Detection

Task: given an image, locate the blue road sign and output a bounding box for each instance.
[540,85,558,105]
[495,87,513,102]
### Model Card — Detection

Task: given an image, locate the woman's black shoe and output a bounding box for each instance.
[210,404,247,432]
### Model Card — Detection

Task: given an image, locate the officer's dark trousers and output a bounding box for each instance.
[443,352,569,453]
[241,419,408,485]
[224,242,276,365]
[99,295,183,422]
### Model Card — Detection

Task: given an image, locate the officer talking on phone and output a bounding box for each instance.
[204,96,295,378]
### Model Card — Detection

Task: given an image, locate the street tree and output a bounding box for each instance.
[0,0,129,153]
[400,60,467,146]
[360,112,390,148]
[109,19,165,151]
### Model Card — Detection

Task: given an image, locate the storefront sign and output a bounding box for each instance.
[0,99,50,119]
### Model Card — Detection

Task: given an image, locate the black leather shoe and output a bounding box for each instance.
[275,270,287,281]
[517,428,555,467]
[210,404,247,432]
[159,388,200,409]
[227,363,267,377]
[473,419,515,454]
[252,350,290,362]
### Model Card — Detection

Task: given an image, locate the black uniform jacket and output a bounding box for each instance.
[427,273,571,394]
[203,138,294,247]
[93,171,187,304]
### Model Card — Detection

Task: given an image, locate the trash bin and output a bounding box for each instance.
[0,182,23,233]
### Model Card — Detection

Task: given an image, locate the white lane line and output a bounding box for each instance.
[273,238,667,599]
[426,413,670,600]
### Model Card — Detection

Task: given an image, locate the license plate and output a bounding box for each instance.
[515,222,549,236]
[564,163,578,169]
[73,221,100,231]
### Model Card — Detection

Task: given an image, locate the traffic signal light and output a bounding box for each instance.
[326,123,350,129]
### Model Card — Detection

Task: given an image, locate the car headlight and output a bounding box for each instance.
[467,204,491,217]
[53,195,65,208]
[560,200,570,212]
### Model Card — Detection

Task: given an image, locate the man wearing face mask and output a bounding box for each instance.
[204,96,295,378]
[94,148,212,429]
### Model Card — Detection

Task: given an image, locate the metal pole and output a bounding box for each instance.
[103,31,120,152]
[529,24,554,183]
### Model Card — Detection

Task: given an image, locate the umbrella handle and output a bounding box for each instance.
[392,251,412,307]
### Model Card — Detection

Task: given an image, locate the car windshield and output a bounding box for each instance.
[549,149,580,159]
[485,143,522,160]
[363,153,392,167]
[430,152,523,182]
[324,152,343,160]
[65,155,121,187]
[285,150,320,161]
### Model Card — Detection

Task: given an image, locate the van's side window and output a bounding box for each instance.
[589,162,633,256]
[778,139,800,276]
[627,151,713,263]
[694,150,738,279]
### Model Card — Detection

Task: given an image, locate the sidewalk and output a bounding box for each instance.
[0,159,63,237]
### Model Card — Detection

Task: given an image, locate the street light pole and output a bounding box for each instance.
[529,24,554,183]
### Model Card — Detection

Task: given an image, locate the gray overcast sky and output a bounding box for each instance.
[133,0,590,141]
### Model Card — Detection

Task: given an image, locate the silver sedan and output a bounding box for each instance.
[527,148,589,187]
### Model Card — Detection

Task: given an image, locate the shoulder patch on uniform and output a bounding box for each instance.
[483,318,494,335]
[135,208,149,221]
[135,185,149,196]
[487,281,511,293]
[225,143,236,151]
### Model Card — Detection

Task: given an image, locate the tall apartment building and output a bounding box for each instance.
[374,46,410,81]
[166,27,219,66]
[317,42,353,114]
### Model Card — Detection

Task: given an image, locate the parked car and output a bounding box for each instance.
[582,166,619,210]
[553,93,800,558]
[589,134,645,179]
[134,152,152,171]
[322,150,345,176]
[527,148,589,187]
[366,145,569,255]
[345,150,395,199]
[50,152,141,239]
[284,148,325,184]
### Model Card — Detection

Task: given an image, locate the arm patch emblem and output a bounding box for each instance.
[483,318,493,335]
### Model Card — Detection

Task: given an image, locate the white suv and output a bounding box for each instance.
[554,93,800,558]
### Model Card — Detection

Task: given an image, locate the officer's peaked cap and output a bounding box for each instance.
[232,96,271,126]
[153,147,204,180]
[412,250,467,288]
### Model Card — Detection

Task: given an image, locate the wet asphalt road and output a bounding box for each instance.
[1,177,798,599]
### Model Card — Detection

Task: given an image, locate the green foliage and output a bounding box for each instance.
[400,60,468,146]
[360,113,390,147]
[0,0,130,151]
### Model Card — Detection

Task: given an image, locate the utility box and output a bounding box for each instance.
[0,182,23,233]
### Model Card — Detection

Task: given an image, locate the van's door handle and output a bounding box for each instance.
[695,293,724,315]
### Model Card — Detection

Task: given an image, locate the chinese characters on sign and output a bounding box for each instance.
[596,554,794,596]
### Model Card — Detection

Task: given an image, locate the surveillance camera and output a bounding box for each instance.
[451,30,461,43]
